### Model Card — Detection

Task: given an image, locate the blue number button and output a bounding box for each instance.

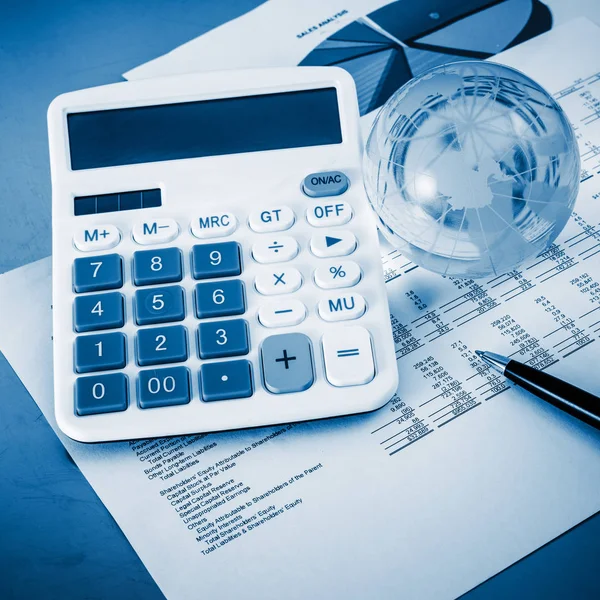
[138,367,191,409]
[133,248,183,286]
[75,373,128,416]
[74,292,124,332]
[135,285,185,325]
[136,325,188,366]
[74,332,126,373]
[192,242,241,280]
[195,280,245,319]
[73,254,123,293]
[198,319,249,359]
[199,360,253,402]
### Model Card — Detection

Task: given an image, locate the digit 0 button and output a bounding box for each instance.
[322,326,375,387]
[302,171,349,197]
[252,236,298,264]
[75,373,128,416]
[306,202,352,227]
[255,268,302,295]
[248,207,295,233]
[73,224,121,252]
[314,261,361,289]
[191,212,236,239]
[310,231,356,258]
[318,293,366,322]
[132,218,179,245]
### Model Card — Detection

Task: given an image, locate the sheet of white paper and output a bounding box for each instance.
[2,17,600,600]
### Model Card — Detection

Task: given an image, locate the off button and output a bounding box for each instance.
[302,171,349,198]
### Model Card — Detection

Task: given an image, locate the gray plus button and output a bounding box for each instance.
[260,333,314,394]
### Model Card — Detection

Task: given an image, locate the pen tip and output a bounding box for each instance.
[474,350,485,357]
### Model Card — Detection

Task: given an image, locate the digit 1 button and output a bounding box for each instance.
[198,319,249,359]
[136,325,188,366]
[192,241,241,280]
[134,285,185,325]
[314,261,361,289]
[321,326,374,387]
[260,333,314,394]
[74,292,125,332]
[318,293,366,322]
[73,254,123,293]
[199,360,253,402]
[195,280,245,319]
[74,332,127,373]
[133,248,183,286]
[138,367,191,409]
[75,373,128,416]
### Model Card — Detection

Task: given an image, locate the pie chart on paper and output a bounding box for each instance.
[299,0,552,115]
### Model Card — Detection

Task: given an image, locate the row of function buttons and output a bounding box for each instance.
[73,202,353,252]
[73,171,349,217]
[74,283,366,332]
[74,236,359,291]
[75,327,375,416]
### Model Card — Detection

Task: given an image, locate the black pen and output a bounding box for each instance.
[475,350,600,430]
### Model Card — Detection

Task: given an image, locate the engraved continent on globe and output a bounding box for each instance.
[364,61,580,278]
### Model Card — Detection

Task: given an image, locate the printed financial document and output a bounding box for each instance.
[2,17,600,600]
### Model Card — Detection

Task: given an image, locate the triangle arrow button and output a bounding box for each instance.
[325,236,342,247]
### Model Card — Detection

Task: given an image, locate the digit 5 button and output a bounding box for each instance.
[306,202,352,227]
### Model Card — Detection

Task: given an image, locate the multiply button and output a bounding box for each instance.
[310,231,356,258]
[248,207,295,233]
[191,212,236,239]
[302,171,349,197]
[322,326,375,387]
[132,219,179,245]
[252,236,298,264]
[260,333,314,394]
[306,202,352,227]
[73,224,121,252]
[318,293,366,322]
[255,268,302,295]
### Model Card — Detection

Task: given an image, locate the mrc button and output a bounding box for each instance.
[302,171,349,198]
[191,212,237,239]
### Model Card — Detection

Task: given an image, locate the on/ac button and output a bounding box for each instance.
[302,171,349,197]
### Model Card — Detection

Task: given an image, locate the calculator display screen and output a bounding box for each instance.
[67,88,342,170]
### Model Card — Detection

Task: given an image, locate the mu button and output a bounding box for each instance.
[318,293,366,322]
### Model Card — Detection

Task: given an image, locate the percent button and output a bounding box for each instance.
[314,260,361,289]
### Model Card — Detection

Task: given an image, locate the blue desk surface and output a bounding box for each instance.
[0,1,598,598]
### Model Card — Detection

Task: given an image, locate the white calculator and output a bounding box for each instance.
[47,67,398,443]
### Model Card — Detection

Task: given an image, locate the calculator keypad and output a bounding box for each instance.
[73,254,123,292]
[68,169,379,422]
[135,285,185,325]
[137,325,188,366]
[133,247,183,286]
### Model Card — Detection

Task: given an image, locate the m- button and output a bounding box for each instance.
[132,218,179,245]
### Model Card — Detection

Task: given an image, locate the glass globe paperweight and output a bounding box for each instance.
[363,61,580,278]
